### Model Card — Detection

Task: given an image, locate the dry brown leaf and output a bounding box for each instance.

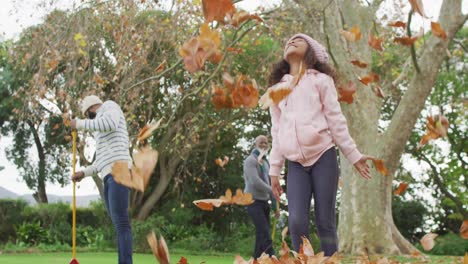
[431,22,447,40]
[418,115,449,147]
[420,233,438,251]
[215,155,230,168]
[227,10,263,27]
[147,232,170,264]
[270,88,292,105]
[370,158,389,176]
[394,36,419,46]
[394,182,408,196]
[132,146,158,190]
[179,37,205,73]
[301,236,314,256]
[233,255,254,264]
[219,188,233,203]
[409,0,428,18]
[232,189,254,206]
[137,118,163,143]
[341,26,362,42]
[359,72,380,85]
[373,85,386,99]
[192,199,224,211]
[155,60,166,73]
[350,60,369,68]
[368,33,384,51]
[177,256,188,264]
[201,0,235,23]
[337,81,357,104]
[460,220,468,239]
[388,21,407,29]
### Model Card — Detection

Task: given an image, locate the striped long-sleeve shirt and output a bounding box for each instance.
[76,100,132,178]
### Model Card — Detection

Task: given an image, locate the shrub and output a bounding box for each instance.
[0,199,28,243]
[417,232,468,256]
[131,214,167,252]
[16,222,49,246]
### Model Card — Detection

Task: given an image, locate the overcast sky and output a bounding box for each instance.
[0,0,465,196]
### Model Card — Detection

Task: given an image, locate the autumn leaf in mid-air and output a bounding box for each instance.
[388,21,407,29]
[201,0,235,23]
[112,146,158,192]
[394,36,419,46]
[231,76,259,108]
[179,23,222,73]
[420,233,438,251]
[192,199,224,211]
[459,220,468,239]
[341,26,362,42]
[350,60,368,68]
[177,257,188,264]
[368,33,384,51]
[300,236,315,256]
[418,115,449,147]
[370,158,389,176]
[359,72,380,85]
[409,0,428,18]
[431,22,447,40]
[211,84,234,110]
[226,10,263,27]
[215,155,230,168]
[394,182,408,196]
[337,81,357,104]
[147,232,170,264]
[137,117,163,143]
[193,188,253,211]
[373,85,385,99]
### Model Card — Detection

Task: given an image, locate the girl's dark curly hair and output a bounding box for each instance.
[268,44,337,86]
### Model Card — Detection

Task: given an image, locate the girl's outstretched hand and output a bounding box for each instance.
[354,155,372,180]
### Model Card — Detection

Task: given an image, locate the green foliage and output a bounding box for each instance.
[131,214,167,252]
[392,197,428,243]
[16,222,49,246]
[0,199,28,243]
[416,232,468,256]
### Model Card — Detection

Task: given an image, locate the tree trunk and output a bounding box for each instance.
[135,154,180,220]
[287,0,466,255]
[29,121,48,204]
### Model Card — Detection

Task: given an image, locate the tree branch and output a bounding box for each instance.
[381,0,465,171]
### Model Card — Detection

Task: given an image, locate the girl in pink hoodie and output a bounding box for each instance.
[268,33,372,256]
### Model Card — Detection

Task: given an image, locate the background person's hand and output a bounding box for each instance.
[70,119,77,130]
[354,155,372,180]
[274,209,280,218]
[72,171,85,182]
[270,176,282,202]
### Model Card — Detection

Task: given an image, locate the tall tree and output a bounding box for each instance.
[271,0,467,254]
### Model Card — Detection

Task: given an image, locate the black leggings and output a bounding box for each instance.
[246,200,275,259]
[286,147,339,256]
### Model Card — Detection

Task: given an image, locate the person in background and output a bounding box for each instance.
[70,95,133,264]
[243,135,279,259]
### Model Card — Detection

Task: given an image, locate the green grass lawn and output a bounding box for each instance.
[0,252,465,264]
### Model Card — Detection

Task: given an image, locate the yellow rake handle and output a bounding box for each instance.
[72,130,77,259]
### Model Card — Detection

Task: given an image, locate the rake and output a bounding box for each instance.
[70,130,79,264]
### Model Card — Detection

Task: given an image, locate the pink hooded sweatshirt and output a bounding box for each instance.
[268,69,363,176]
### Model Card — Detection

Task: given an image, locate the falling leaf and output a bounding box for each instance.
[192,199,224,211]
[52,124,60,130]
[300,236,314,256]
[223,72,235,89]
[179,23,222,73]
[341,26,362,42]
[211,85,234,110]
[394,182,408,195]
[47,59,59,73]
[215,156,230,168]
[219,188,233,203]
[370,158,389,176]
[394,36,419,46]
[231,77,259,108]
[460,220,468,239]
[177,257,188,264]
[337,81,357,104]
[147,232,170,264]
[368,33,384,51]
[420,233,438,251]
[226,47,244,54]
[409,0,428,18]
[233,255,253,264]
[350,60,368,68]
[231,189,254,206]
[359,72,380,85]
[112,146,158,192]
[418,115,449,147]
[227,10,263,27]
[202,0,235,23]
[137,118,163,143]
[155,60,166,73]
[388,21,407,29]
[373,85,385,98]
[431,22,447,40]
